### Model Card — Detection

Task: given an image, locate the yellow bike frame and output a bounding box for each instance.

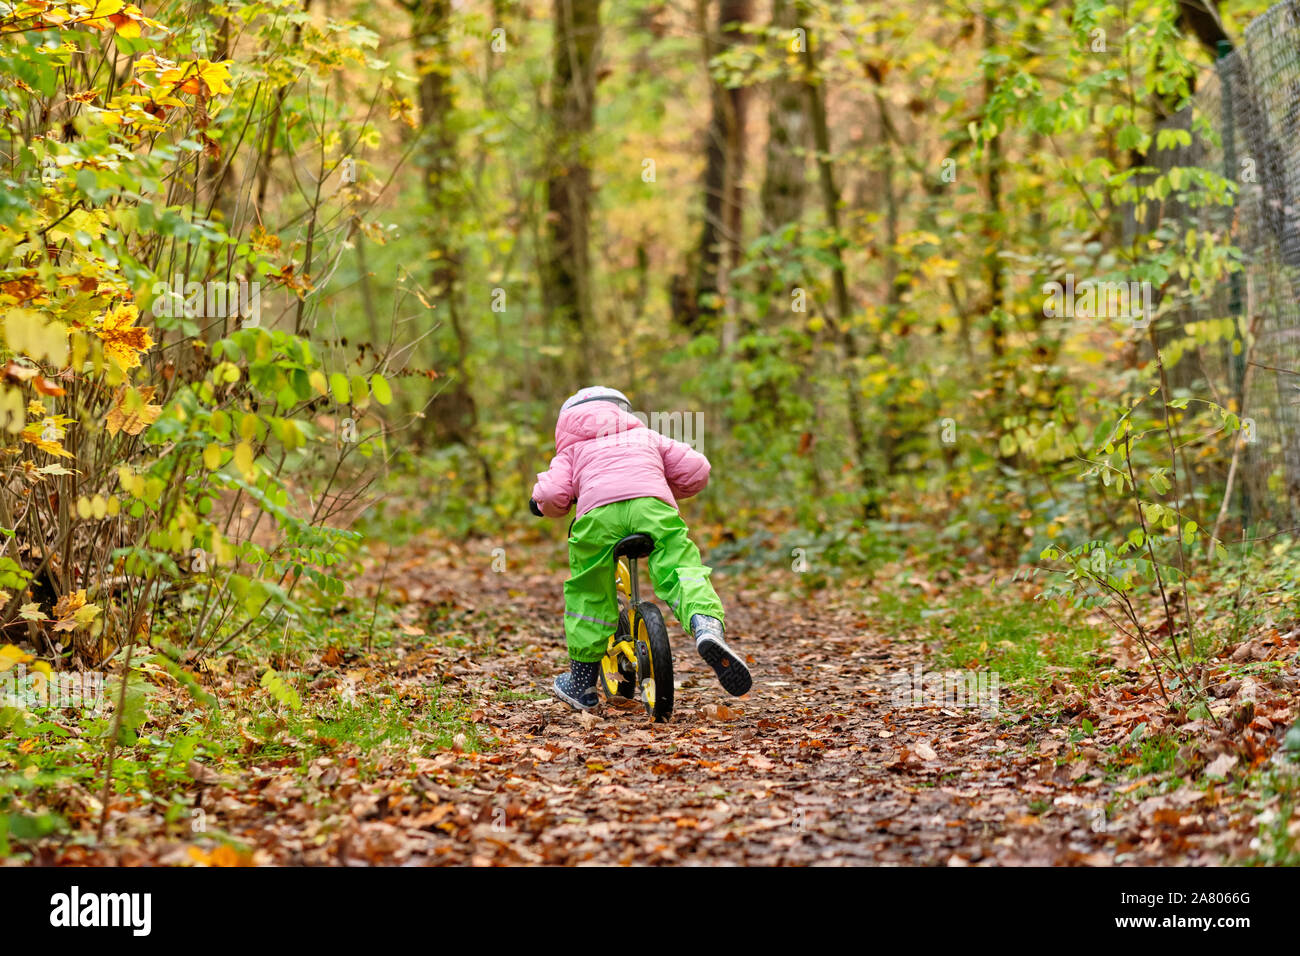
[601,557,638,697]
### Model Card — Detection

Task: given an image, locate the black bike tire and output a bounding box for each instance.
[634,602,674,722]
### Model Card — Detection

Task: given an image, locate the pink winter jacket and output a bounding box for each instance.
[531,400,710,518]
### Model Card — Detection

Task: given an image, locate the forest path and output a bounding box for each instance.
[372,542,1232,866]
[81,534,1261,868]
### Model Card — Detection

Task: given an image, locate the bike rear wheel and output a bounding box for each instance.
[633,602,673,721]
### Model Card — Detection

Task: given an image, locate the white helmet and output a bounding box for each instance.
[561,386,632,412]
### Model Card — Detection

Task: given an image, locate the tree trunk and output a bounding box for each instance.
[759,0,808,239]
[688,0,752,333]
[721,1,752,288]
[1177,0,1229,55]
[747,0,811,452]
[802,23,874,515]
[410,0,491,497]
[874,85,905,477]
[544,0,601,385]
[982,9,1006,369]
[415,0,471,444]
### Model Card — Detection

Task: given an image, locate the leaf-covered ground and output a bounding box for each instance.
[22,531,1300,866]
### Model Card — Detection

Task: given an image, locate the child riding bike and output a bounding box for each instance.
[530,386,753,711]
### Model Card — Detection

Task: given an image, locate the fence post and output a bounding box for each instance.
[1216,39,1253,530]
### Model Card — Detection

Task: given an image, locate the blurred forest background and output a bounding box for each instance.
[1,0,1288,647]
[6,0,1300,863]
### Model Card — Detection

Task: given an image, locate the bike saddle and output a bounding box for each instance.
[613,533,654,560]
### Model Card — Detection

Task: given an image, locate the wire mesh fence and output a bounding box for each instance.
[1136,0,1300,532]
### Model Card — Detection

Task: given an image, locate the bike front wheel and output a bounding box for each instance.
[633,602,673,722]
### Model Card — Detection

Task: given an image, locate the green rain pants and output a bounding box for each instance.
[563,497,725,662]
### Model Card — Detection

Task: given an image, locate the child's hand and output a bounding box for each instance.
[529,497,544,517]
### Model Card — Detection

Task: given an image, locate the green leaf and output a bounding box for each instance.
[260,668,302,711]
[233,442,255,478]
[329,373,350,405]
[349,374,369,407]
[0,558,31,591]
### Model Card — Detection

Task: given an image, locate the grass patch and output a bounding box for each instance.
[494,687,547,703]
[869,585,1105,687]
[1245,769,1300,866]
[1119,731,1182,778]
[930,591,1102,684]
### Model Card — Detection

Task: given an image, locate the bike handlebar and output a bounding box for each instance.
[530,497,577,517]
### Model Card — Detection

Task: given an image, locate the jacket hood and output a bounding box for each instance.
[555,399,645,452]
